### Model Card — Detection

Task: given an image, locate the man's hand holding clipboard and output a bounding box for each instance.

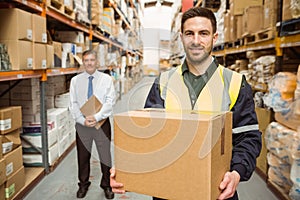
[80,95,105,129]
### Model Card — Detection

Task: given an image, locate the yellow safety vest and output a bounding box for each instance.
[159,64,243,112]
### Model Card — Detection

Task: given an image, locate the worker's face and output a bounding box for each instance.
[180,17,218,65]
[83,53,97,75]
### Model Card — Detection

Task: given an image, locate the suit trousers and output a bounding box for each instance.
[75,119,112,189]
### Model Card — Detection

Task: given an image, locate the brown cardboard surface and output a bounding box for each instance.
[0,107,22,135]
[46,44,54,68]
[0,129,21,156]
[0,8,32,41]
[0,40,33,70]
[263,0,278,29]
[243,6,264,35]
[0,183,4,200]
[114,109,232,200]
[255,107,272,175]
[32,14,47,43]
[229,0,263,15]
[5,166,25,200]
[33,43,47,69]
[0,158,5,185]
[80,95,104,129]
[3,146,23,179]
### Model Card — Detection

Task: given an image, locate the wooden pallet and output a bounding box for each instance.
[46,0,75,20]
[243,28,276,45]
[47,0,64,12]
[224,38,244,48]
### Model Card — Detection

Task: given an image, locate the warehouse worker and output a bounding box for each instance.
[110,7,261,200]
[69,50,115,199]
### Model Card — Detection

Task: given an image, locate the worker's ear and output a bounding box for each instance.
[213,32,218,44]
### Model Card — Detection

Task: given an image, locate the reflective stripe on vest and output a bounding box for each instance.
[159,64,242,111]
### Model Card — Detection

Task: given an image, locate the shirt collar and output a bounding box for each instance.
[84,70,98,78]
[181,57,219,77]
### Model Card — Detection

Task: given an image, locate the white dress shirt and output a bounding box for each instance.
[69,70,116,125]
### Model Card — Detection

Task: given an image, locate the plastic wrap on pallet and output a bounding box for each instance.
[74,0,90,24]
[263,72,297,112]
[291,0,300,18]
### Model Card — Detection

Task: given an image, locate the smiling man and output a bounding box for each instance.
[110,7,262,200]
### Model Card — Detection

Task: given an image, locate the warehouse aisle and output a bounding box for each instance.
[24,76,279,200]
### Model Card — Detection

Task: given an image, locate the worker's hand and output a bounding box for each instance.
[218,170,240,200]
[110,168,125,194]
[84,115,96,127]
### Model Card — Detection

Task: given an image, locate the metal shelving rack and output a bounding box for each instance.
[0,0,143,198]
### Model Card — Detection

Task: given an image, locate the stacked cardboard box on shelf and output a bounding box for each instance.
[0,8,50,70]
[0,106,25,200]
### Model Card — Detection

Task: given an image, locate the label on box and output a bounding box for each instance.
[42,60,47,68]
[27,29,33,40]
[0,119,11,130]
[27,58,33,68]
[42,33,47,43]
[2,142,13,154]
[6,162,13,176]
[5,183,15,198]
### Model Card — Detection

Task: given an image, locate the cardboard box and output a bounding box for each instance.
[0,8,32,41]
[0,129,21,156]
[242,6,264,35]
[10,99,40,115]
[114,109,232,200]
[33,43,47,69]
[46,44,54,68]
[32,14,47,43]
[23,142,59,166]
[255,107,272,175]
[80,95,104,129]
[10,85,40,101]
[21,128,57,150]
[263,0,278,29]
[229,0,263,15]
[0,40,33,70]
[5,166,25,200]
[0,107,22,135]
[0,158,5,185]
[0,183,4,200]
[282,0,293,21]
[53,41,62,67]
[3,146,23,179]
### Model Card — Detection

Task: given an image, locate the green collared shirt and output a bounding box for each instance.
[181,59,218,109]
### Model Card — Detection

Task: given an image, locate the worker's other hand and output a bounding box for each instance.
[84,115,96,127]
[110,168,125,194]
[218,170,240,200]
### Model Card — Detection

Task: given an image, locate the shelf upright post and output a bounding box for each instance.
[40,70,50,173]
[275,0,284,74]
[41,0,47,17]
[88,0,93,49]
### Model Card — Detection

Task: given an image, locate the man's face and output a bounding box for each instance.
[83,53,97,75]
[180,17,218,65]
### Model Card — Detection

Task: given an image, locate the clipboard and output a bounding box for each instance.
[80,95,105,129]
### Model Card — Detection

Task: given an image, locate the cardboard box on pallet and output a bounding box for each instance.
[229,0,263,15]
[0,107,22,135]
[0,8,32,41]
[242,6,264,35]
[114,109,232,200]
